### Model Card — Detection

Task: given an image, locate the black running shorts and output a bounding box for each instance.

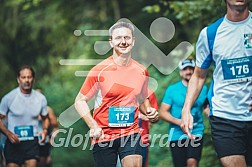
[4,137,39,166]
[170,136,204,167]
[92,133,142,167]
[209,116,252,166]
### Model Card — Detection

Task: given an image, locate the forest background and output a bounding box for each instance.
[1,0,251,166]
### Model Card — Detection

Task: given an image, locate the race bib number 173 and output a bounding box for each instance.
[108,106,135,127]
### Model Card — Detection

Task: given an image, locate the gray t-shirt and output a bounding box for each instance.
[0,87,48,137]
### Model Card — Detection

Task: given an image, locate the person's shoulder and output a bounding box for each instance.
[205,17,225,36]
[89,56,116,74]
[33,90,46,100]
[207,17,225,27]
[165,81,180,91]
[131,59,148,75]
[47,106,55,115]
[199,17,224,37]
[171,81,181,88]
[2,87,18,99]
[131,59,146,68]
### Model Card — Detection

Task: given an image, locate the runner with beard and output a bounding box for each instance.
[160,59,209,167]
[0,65,49,167]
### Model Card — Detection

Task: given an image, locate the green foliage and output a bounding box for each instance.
[166,0,225,25]
[143,5,161,13]
[0,0,247,166]
[144,0,226,25]
[51,121,94,167]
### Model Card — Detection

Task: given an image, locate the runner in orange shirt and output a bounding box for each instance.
[75,21,159,167]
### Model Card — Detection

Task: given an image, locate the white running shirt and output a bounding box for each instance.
[196,12,252,121]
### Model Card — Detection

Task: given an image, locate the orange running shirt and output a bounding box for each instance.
[80,56,149,144]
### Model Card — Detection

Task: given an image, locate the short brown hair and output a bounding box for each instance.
[17,65,35,78]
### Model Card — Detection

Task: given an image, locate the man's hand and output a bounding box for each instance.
[6,131,20,144]
[38,129,48,144]
[146,107,159,123]
[90,126,104,140]
[180,109,195,139]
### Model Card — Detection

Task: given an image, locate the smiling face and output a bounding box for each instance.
[17,68,34,94]
[109,27,135,56]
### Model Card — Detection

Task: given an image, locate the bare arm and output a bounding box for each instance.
[181,67,208,138]
[159,103,181,126]
[0,114,19,143]
[40,114,49,143]
[139,99,148,115]
[203,100,210,116]
[47,106,59,132]
[74,93,103,139]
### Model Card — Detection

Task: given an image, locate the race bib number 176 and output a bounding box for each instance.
[221,56,252,83]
